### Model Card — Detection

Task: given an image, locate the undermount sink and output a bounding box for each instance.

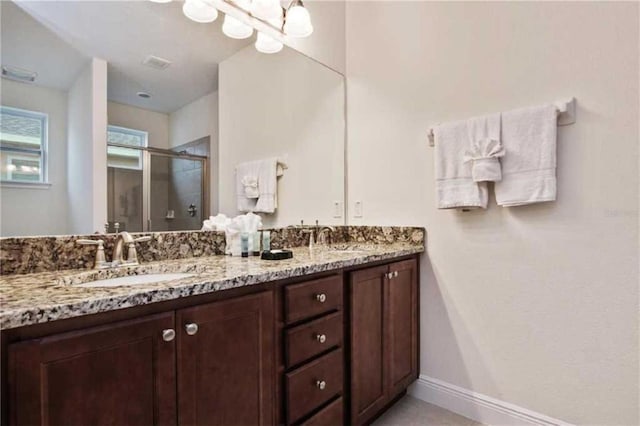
[326,244,371,253]
[75,273,195,288]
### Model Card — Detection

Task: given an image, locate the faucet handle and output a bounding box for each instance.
[77,239,104,247]
[134,235,152,243]
[76,239,108,269]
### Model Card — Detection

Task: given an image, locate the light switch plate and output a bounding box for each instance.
[354,201,363,218]
[333,201,343,218]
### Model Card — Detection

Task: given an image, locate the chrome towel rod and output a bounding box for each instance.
[427,97,576,147]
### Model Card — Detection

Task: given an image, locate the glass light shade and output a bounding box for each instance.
[222,15,253,39]
[233,0,251,11]
[183,0,218,23]
[255,32,283,54]
[283,5,313,37]
[250,0,281,21]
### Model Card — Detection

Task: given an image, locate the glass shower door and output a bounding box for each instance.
[147,153,205,232]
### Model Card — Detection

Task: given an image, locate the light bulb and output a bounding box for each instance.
[222,15,253,39]
[183,0,218,23]
[233,0,251,11]
[283,4,312,37]
[255,32,283,54]
[250,0,281,21]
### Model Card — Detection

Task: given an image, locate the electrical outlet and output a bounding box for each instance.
[354,200,363,218]
[333,201,343,218]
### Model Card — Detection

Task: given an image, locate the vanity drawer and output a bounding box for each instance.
[286,349,343,424]
[286,312,343,367]
[285,275,343,324]
[300,397,344,426]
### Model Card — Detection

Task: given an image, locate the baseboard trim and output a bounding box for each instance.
[408,375,573,426]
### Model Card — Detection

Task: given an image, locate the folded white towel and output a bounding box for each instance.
[241,176,260,199]
[254,158,279,214]
[495,104,557,207]
[236,161,259,212]
[463,113,504,182]
[435,119,488,209]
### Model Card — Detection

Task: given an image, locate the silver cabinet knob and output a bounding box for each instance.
[316,380,326,390]
[315,293,327,303]
[185,323,199,336]
[386,272,393,279]
[316,334,327,343]
[162,329,176,342]
[393,271,399,278]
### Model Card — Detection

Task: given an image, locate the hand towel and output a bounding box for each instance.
[235,161,259,212]
[494,104,557,206]
[462,113,504,182]
[435,119,488,209]
[241,176,260,198]
[254,158,279,213]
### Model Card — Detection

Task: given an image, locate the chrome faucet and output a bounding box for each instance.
[316,226,335,246]
[77,231,152,270]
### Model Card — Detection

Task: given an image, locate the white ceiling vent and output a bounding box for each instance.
[2,65,37,83]
[142,55,172,70]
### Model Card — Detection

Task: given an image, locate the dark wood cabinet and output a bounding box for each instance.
[349,259,419,425]
[4,255,419,426]
[8,312,177,426]
[177,291,274,426]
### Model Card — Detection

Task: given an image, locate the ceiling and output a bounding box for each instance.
[0,1,89,91]
[6,1,253,113]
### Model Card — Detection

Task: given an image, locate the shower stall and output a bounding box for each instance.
[106,133,209,233]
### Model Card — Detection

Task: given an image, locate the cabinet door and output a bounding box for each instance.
[177,291,274,426]
[349,265,389,425]
[8,312,177,426]
[387,259,419,397]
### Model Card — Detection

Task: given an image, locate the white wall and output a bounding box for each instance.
[169,91,218,214]
[68,57,108,234]
[108,101,170,149]
[219,45,344,227]
[345,2,638,425]
[0,80,70,236]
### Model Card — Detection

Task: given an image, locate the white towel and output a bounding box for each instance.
[435,119,489,209]
[463,113,504,182]
[254,158,279,213]
[236,161,259,212]
[241,176,260,198]
[495,104,557,207]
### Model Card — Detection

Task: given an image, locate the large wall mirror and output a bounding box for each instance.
[0,0,345,237]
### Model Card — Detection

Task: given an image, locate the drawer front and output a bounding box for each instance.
[286,312,343,367]
[286,349,343,424]
[285,275,343,324]
[300,397,344,426]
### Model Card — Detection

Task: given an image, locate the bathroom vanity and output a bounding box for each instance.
[0,235,422,426]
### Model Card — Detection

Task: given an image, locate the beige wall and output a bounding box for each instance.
[0,80,70,236]
[345,2,638,424]
[107,101,169,149]
[219,45,345,227]
[169,91,218,215]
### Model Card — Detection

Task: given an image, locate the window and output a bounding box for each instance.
[0,106,47,183]
[107,125,148,170]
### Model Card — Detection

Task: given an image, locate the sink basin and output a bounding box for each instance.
[326,244,371,254]
[75,273,195,288]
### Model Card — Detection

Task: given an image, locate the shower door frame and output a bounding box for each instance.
[107,143,209,232]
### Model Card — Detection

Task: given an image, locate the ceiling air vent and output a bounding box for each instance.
[2,65,37,83]
[142,55,172,70]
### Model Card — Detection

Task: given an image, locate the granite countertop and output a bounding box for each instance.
[0,243,423,330]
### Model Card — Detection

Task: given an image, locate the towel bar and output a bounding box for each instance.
[427,97,576,147]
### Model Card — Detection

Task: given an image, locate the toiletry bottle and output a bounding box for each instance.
[252,231,261,256]
[262,230,271,252]
[240,232,249,258]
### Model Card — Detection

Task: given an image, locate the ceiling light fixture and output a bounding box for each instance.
[283,1,312,37]
[150,0,313,54]
[255,31,283,54]
[183,0,219,23]
[222,15,253,39]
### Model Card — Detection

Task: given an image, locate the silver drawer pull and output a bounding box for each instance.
[316,334,327,343]
[316,380,326,390]
[185,323,199,336]
[386,272,393,279]
[315,293,327,303]
[162,329,175,342]
[393,271,399,278]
